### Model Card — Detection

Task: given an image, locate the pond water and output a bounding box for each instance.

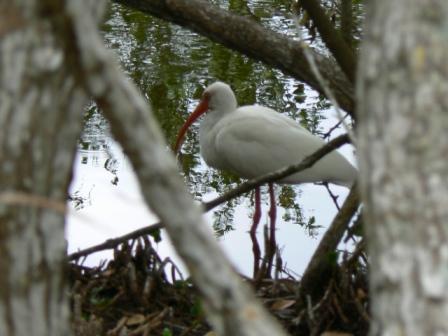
[66,0,356,277]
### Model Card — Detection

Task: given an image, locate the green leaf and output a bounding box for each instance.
[162,328,173,336]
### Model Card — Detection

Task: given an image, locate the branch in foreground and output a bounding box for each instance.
[62,3,287,335]
[68,134,351,261]
[204,133,350,211]
[299,183,360,299]
[113,0,355,116]
[68,223,163,261]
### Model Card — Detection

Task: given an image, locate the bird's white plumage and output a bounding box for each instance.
[188,82,356,187]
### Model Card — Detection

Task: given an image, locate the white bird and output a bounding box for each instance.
[174,81,356,187]
[174,81,356,278]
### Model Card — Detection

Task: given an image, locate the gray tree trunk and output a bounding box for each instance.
[0,3,89,336]
[358,1,448,334]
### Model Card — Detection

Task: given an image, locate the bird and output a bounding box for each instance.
[174,81,356,277]
[174,81,356,186]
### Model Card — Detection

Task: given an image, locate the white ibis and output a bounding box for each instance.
[174,81,356,277]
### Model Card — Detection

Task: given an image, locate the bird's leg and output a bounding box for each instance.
[255,183,277,282]
[266,182,277,277]
[250,186,262,278]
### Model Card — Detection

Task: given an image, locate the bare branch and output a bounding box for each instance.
[298,0,357,83]
[113,0,355,116]
[68,223,163,261]
[299,183,360,299]
[203,133,351,211]
[322,114,349,139]
[293,15,357,140]
[0,191,67,214]
[340,0,354,47]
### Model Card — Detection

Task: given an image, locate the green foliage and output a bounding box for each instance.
[190,298,204,319]
[162,327,173,336]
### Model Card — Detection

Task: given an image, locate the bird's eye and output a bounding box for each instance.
[202,92,211,101]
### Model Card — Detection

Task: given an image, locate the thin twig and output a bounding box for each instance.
[322,182,341,210]
[322,113,349,139]
[0,191,105,232]
[204,133,350,211]
[68,223,163,260]
[0,191,67,214]
[297,0,357,83]
[293,16,357,143]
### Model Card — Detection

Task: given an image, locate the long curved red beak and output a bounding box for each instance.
[173,98,209,153]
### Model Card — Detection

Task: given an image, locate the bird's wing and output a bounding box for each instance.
[213,107,355,185]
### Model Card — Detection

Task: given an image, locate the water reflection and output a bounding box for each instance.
[68,0,354,274]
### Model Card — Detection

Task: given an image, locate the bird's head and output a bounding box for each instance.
[173,81,237,153]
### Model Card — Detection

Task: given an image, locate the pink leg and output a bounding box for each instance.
[266,182,277,276]
[268,182,277,229]
[250,187,261,278]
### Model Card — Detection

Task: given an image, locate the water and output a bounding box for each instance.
[67,0,356,277]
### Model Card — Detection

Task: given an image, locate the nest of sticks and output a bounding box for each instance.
[69,234,369,336]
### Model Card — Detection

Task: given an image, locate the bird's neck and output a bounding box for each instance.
[198,109,229,170]
[200,108,226,137]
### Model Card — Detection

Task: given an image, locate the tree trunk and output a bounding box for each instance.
[0,3,89,335]
[358,1,448,334]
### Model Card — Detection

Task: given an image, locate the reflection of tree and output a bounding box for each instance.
[68,187,93,210]
[79,104,109,153]
[212,202,235,236]
[68,105,120,208]
[79,105,120,184]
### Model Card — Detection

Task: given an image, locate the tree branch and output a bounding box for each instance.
[112,0,355,116]
[299,183,360,299]
[68,223,163,261]
[340,0,354,48]
[299,0,357,83]
[68,134,352,261]
[203,133,351,211]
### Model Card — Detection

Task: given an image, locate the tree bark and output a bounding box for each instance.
[299,0,357,83]
[0,2,91,335]
[358,1,448,334]
[299,184,359,300]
